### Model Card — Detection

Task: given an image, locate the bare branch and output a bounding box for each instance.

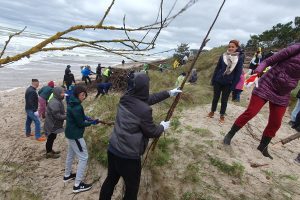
[0,0,198,67]
[145,48,175,56]
[123,15,139,50]
[145,0,227,160]
[98,0,115,26]
[41,43,143,62]
[58,37,153,52]
[136,0,164,48]
[141,0,199,29]
[0,26,26,59]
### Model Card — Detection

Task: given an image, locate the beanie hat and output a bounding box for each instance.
[48,81,55,88]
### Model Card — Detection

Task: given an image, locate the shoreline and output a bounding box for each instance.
[0,61,148,92]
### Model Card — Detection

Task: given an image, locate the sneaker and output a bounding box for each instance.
[73,182,93,193]
[219,116,225,124]
[207,112,214,118]
[288,120,295,127]
[26,133,34,137]
[51,150,61,154]
[294,157,300,165]
[46,152,60,159]
[36,136,46,142]
[63,173,76,183]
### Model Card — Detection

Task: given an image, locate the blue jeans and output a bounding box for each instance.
[291,99,300,122]
[25,110,41,139]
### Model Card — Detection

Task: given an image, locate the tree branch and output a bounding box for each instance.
[0,0,198,67]
[0,26,26,59]
[144,0,227,163]
[98,0,115,26]
[123,15,139,50]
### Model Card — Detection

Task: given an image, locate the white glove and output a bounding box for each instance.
[160,120,170,130]
[34,111,39,117]
[168,88,182,97]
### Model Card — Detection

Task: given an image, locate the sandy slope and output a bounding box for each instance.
[1,87,300,200]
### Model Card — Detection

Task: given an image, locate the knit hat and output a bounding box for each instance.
[48,81,55,88]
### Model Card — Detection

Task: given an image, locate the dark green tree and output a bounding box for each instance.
[246,16,299,49]
[173,43,190,62]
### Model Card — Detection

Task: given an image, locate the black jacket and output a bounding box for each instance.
[63,73,75,85]
[25,86,38,111]
[211,54,243,90]
[109,72,170,159]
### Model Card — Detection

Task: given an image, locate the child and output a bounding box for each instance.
[232,70,245,102]
[63,85,100,193]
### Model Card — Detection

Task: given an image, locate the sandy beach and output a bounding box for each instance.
[1,84,300,199]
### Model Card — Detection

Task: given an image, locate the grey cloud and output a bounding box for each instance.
[0,0,299,54]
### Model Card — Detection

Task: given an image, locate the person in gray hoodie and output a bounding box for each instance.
[44,86,66,159]
[99,72,181,200]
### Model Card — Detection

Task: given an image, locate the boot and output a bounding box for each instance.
[207,111,214,118]
[219,115,225,124]
[257,136,273,160]
[223,124,241,145]
[51,150,61,154]
[46,152,60,159]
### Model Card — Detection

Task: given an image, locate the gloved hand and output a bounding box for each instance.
[160,120,170,130]
[91,119,100,125]
[168,88,182,97]
[84,116,93,121]
[34,111,39,117]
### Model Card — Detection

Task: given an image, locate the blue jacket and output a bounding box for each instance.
[97,82,112,90]
[211,55,243,90]
[81,68,91,77]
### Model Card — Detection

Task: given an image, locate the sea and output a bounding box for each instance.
[0,26,165,91]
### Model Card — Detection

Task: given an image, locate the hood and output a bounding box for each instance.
[127,72,149,101]
[53,86,64,100]
[68,96,81,107]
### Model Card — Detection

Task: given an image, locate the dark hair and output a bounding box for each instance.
[181,72,186,76]
[229,40,240,48]
[32,79,39,82]
[73,85,88,98]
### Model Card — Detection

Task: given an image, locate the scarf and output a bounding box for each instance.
[223,51,239,75]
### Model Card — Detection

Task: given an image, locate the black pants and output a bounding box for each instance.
[99,151,141,200]
[66,83,72,90]
[46,133,57,153]
[83,76,91,85]
[232,89,243,101]
[211,82,231,115]
[95,90,105,98]
[293,111,300,129]
[96,74,102,81]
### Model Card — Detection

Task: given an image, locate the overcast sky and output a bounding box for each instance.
[0,0,299,54]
